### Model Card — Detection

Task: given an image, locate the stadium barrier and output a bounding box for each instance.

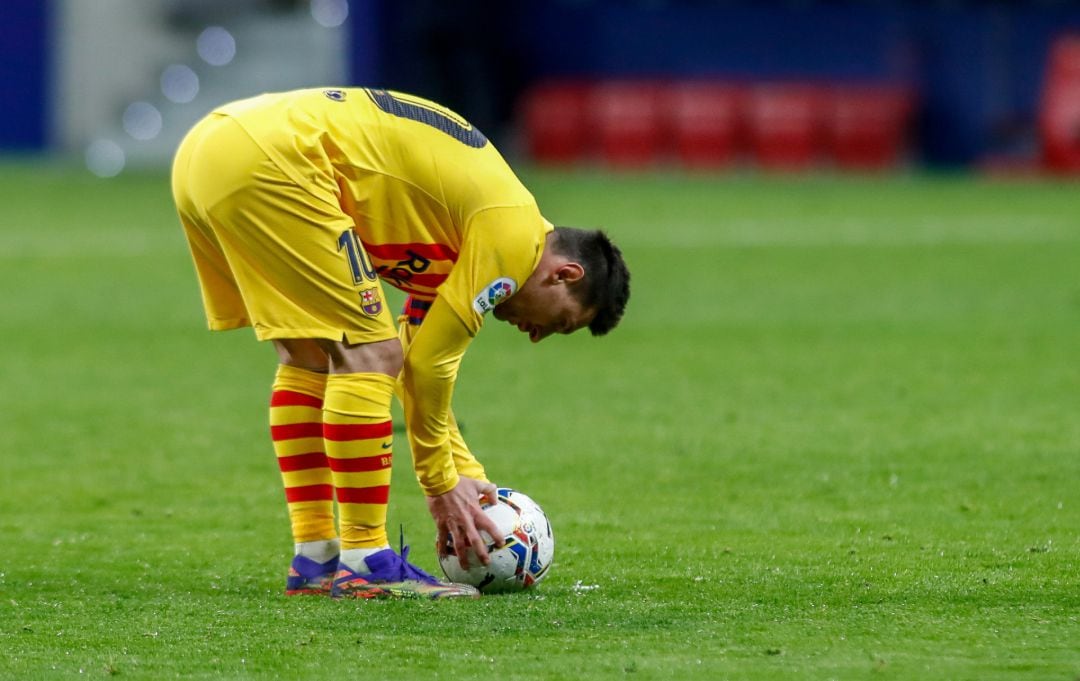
[745,84,823,171]
[670,82,743,169]
[519,81,592,165]
[591,81,665,169]
[1040,34,1080,173]
[518,79,915,172]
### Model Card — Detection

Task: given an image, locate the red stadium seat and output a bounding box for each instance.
[1046,33,1080,83]
[669,82,744,168]
[519,81,591,165]
[825,86,914,170]
[591,81,665,168]
[1040,34,1080,173]
[746,84,823,170]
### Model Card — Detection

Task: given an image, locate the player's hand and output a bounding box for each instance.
[428,477,505,570]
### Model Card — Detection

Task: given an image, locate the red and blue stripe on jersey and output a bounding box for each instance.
[360,240,458,299]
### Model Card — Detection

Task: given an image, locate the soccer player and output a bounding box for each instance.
[171,88,630,599]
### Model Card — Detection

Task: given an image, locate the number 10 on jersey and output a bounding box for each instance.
[337,229,378,285]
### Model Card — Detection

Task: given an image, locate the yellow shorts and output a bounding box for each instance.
[171,113,396,344]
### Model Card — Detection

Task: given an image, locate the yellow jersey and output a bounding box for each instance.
[213,88,550,495]
[214,87,551,334]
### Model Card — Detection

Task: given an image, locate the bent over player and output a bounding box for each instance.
[171,88,630,599]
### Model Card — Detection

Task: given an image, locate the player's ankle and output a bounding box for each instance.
[295,538,340,564]
[340,545,391,574]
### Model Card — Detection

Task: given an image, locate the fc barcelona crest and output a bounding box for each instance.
[360,288,383,316]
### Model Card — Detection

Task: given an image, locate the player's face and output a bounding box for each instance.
[493,281,594,343]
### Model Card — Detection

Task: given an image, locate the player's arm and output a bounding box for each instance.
[401,203,545,488]
[399,298,472,496]
[400,298,503,565]
[404,203,546,565]
[396,313,488,483]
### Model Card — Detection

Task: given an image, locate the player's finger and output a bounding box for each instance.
[435,525,451,559]
[475,507,505,548]
[449,517,474,570]
[457,548,472,571]
[477,481,498,506]
[461,521,491,567]
[456,533,476,570]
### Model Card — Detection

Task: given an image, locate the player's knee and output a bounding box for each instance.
[322,337,403,377]
[374,338,404,377]
[273,339,330,372]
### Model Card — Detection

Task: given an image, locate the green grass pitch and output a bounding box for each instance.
[0,161,1078,680]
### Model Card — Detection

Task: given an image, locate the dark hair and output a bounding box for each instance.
[551,226,630,336]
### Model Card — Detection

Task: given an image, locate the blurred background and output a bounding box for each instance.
[3,0,1080,177]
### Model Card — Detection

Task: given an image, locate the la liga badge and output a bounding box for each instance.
[472,277,517,315]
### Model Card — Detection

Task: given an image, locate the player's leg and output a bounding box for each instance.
[321,316,479,599]
[318,339,399,573]
[269,339,338,595]
[230,216,476,600]
[175,117,343,595]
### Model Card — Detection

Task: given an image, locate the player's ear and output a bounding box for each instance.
[554,262,585,284]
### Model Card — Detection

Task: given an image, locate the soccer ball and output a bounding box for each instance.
[438,488,554,593]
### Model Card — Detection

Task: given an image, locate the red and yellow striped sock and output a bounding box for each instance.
[269,364,335,544]
[323,372,397,550]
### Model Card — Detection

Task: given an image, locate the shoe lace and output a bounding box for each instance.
[396,525,439,583]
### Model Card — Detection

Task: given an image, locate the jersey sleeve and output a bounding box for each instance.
[397,312,489,488]
[399,296,473,496]
[437,204,549,335]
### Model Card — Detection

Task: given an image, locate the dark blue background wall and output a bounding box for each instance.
[0,0,50,150]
